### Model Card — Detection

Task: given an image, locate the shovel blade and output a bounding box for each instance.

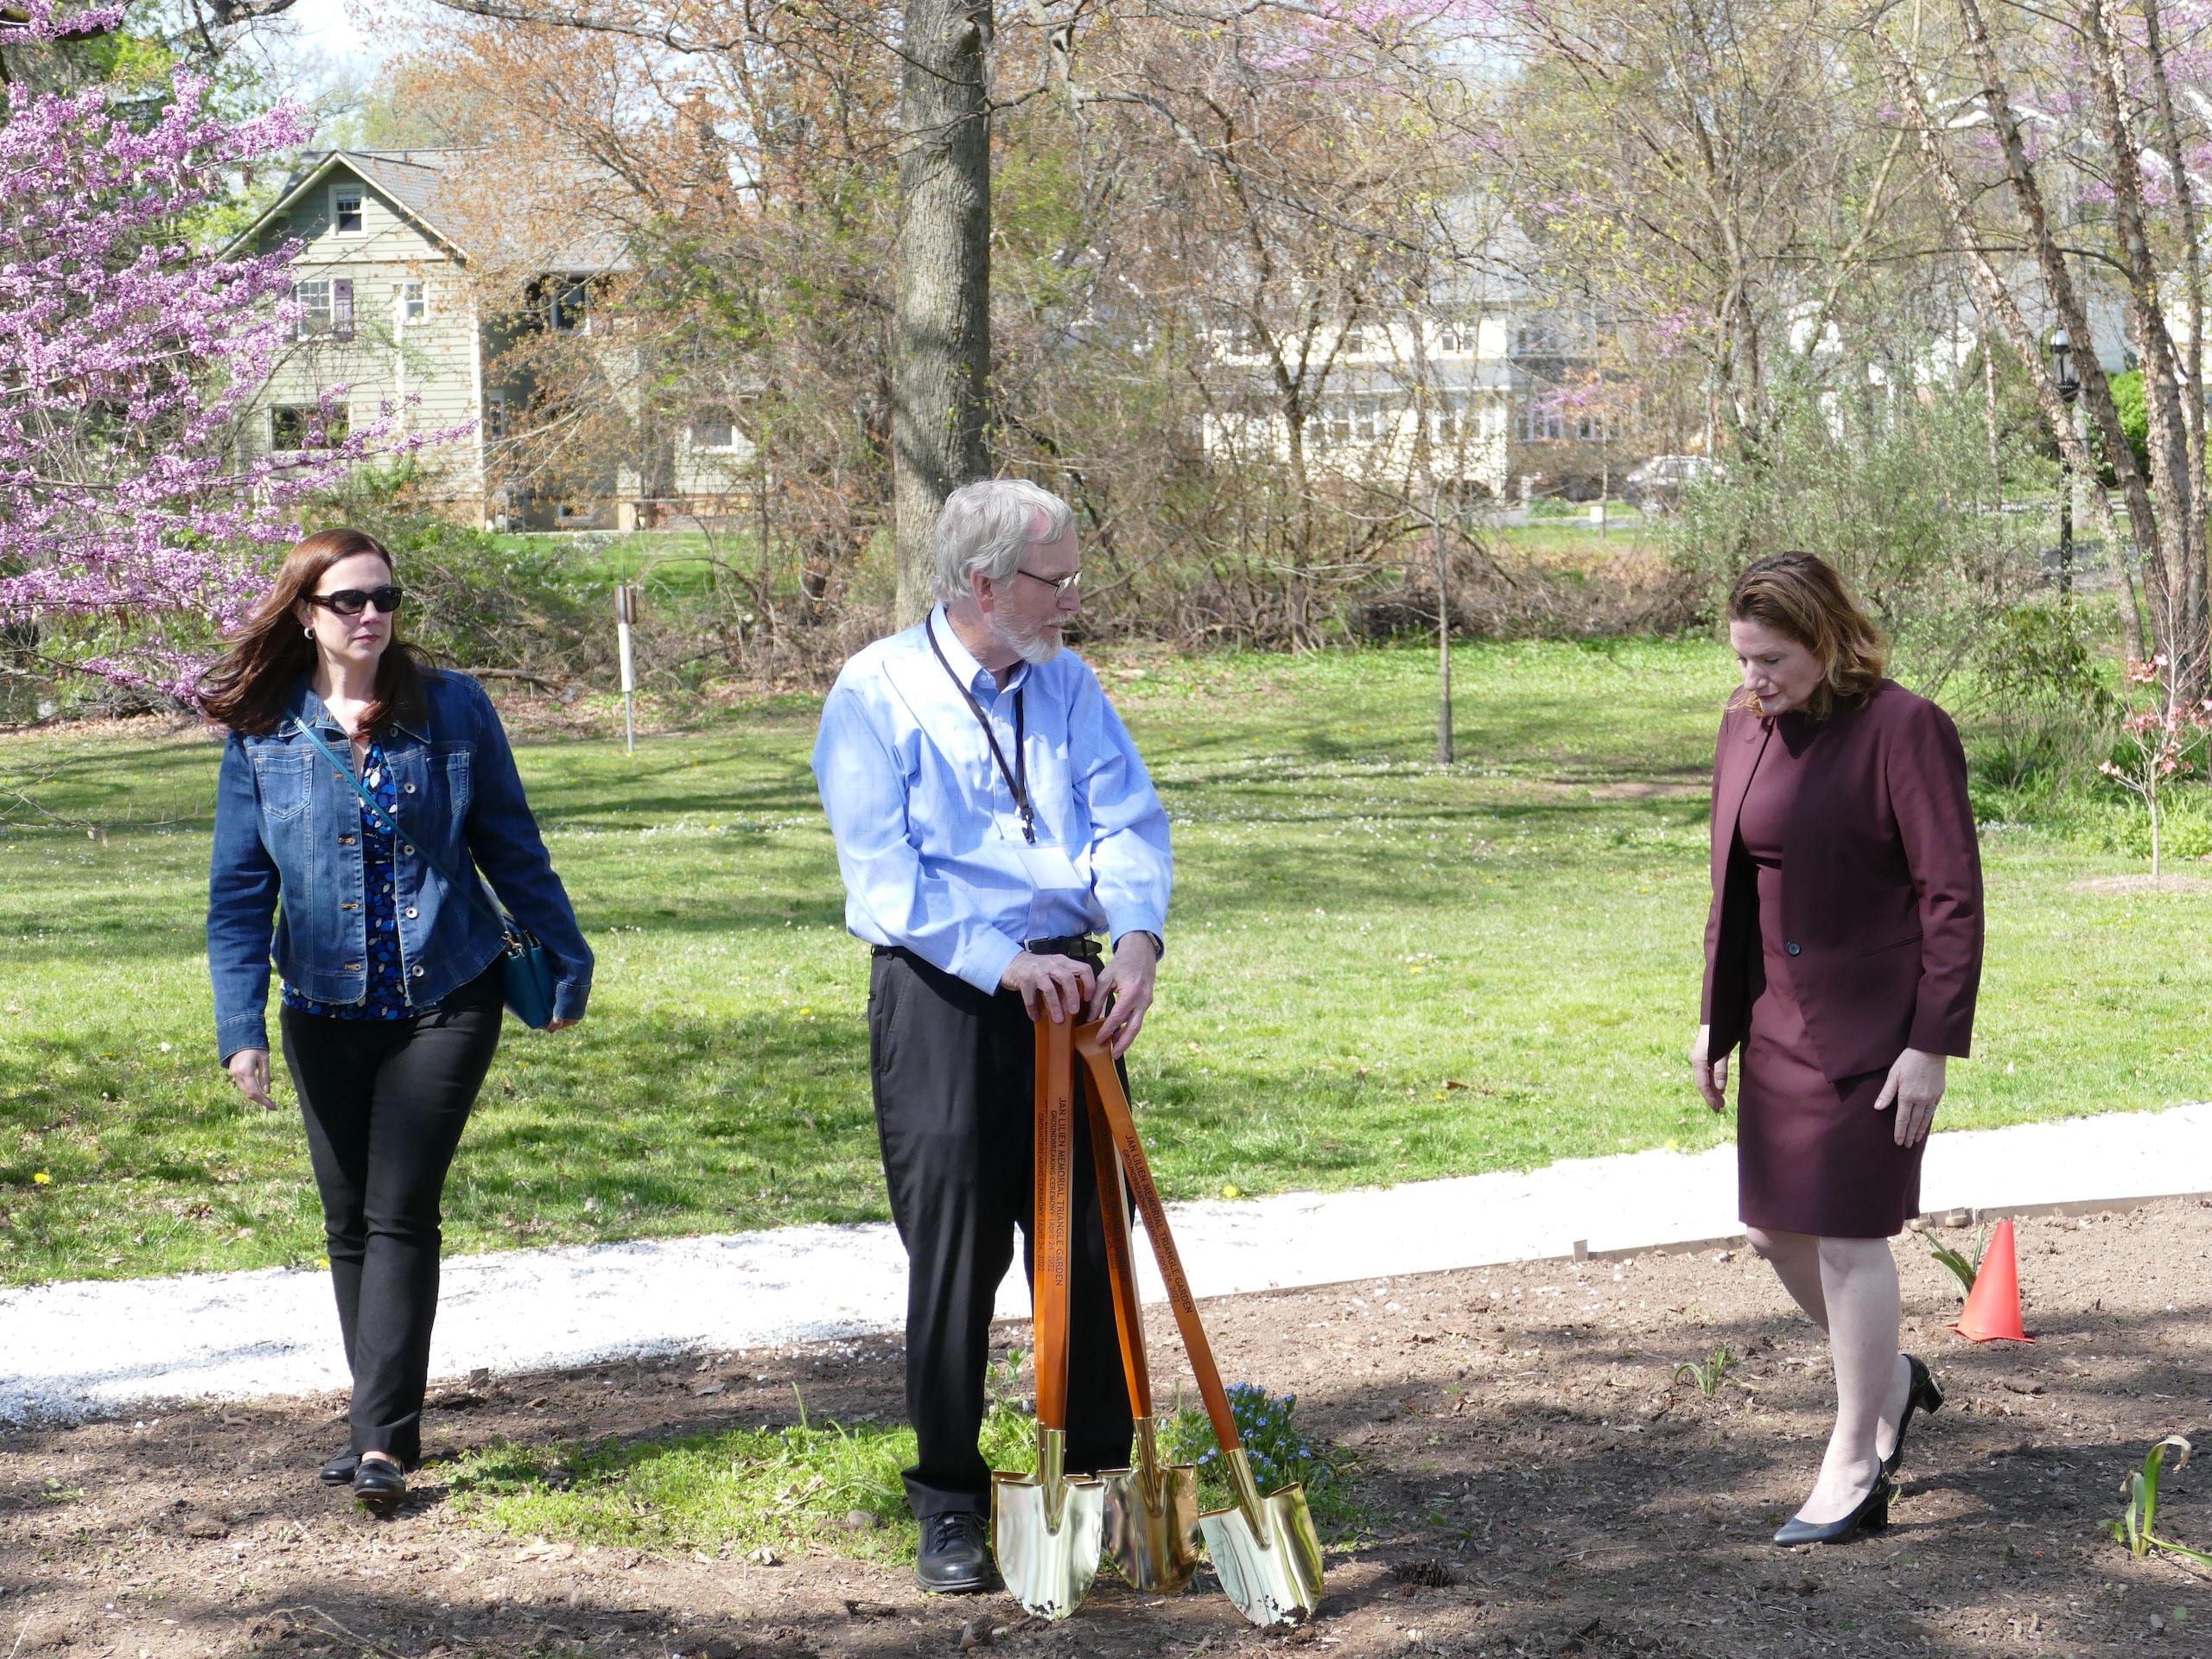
[991,1470,1105,1619]
[1099,1459,1201,1593]
[1200,1482,1325,1627]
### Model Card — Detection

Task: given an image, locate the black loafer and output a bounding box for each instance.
[1882,1354,1943,1477]
[321,1450,360,1487]
[1773,1472,1893,1547]
[353,1457,407,1516]
[915,1510,993,1593]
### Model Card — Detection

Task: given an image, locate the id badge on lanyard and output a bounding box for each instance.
[1014,840,1086,891]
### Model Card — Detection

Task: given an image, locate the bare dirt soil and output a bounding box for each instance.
[5,1200,2211,1659]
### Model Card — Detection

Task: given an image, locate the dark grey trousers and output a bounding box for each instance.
[868,946,1135,1518]
[280,967,503,1467]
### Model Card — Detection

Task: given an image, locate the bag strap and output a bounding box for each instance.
[1031,1014,1077,1434]
[290,717,517,940]
[1073,1023,1244,1459]
[1084,1068,1152,1419]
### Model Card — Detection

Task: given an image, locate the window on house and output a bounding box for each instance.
[333,185,365,236]
[1340,327,1367,356]
[690,411,740,451]
[399,281,426,324]
[1573,410,1624,442]
[485,387,514,440]
[1436,320,1478,356]
[1515,317,1581,359]
[550,281,591,332]
[270,403,349,451]
[292,278,355,340]
[1518,401,1566,442]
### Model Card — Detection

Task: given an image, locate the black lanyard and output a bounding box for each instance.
[927,614,1037,844]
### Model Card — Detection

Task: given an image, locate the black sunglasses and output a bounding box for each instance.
[308,586,406,617]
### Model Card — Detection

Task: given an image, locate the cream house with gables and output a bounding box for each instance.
[235,149,755,529]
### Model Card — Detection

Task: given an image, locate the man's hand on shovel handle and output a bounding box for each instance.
[1003,950,1096,1026]
[1090,931,1160,1058]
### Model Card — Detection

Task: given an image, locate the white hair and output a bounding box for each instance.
[931,479,1075,605]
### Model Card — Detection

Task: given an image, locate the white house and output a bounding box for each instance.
[233,149,757,530]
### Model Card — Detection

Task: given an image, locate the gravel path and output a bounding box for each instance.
[4,1101,2207,1425]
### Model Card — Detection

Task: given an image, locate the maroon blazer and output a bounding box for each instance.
[1700,679,1984,1081]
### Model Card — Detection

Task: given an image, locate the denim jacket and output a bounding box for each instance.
[208,671,594,1060]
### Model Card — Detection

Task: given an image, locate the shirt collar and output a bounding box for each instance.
[929,605,1028,701]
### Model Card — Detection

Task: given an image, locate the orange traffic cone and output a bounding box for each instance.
[1955,1218,2032,1343]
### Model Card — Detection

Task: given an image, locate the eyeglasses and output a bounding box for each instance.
[308,586,406,617]
[1014,567,1081,597]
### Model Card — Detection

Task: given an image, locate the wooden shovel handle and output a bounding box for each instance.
[1033,1014,1077,1433]
[1074,1024,1243,1457]
[1084,1070,1152,1419]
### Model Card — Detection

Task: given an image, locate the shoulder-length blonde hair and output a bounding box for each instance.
[1726,552,1888,721]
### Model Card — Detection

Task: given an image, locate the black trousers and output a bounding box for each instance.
[278,967,504,1466]
[868,946,1135,1519]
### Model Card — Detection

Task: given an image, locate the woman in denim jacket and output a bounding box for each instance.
[203,527,592,1513]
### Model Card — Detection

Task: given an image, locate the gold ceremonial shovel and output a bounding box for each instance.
[990,1014,1104,1619]
[1085,1071,1201,1593]
[1075,1024,1326,1628]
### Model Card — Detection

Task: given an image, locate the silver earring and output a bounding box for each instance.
[303,625,314,639]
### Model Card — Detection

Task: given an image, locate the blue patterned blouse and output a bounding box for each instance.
[282,741,416,1020]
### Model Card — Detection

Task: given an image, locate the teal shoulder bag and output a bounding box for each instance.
[291,720,559,1028]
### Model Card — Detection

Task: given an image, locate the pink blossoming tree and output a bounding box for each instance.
[0,1,413,703]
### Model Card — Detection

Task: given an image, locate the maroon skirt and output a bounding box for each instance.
[1737,919,1923,1239]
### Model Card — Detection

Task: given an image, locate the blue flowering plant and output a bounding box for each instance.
[1162,1382,1353,1528]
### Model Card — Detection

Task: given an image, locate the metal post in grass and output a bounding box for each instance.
[2050,328,2081,604]
[615,583,639,754]
[1433,488,1453,765]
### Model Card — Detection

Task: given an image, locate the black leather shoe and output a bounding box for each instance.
[353,1457,407,1516]
[321,1450,359,1487]
[1881,1354,1943,1477]
[914,1510,993,1593]
[1773,1472,1893,1547]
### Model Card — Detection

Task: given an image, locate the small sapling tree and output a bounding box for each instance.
[2098,656,2212,879]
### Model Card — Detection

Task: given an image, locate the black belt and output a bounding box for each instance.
[870,935,1102,964]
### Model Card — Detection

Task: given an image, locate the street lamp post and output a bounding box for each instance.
[2050,328,2082,603]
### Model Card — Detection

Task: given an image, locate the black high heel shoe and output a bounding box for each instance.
[1882,1354,1944,1477]
[1772,1471,1893,1548]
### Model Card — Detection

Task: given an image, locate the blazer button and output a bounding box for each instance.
[404,906,418,918]
[403,782,416,793]
[411,965,425,977]
[403,843,416,855]
[1785,940,1802,956]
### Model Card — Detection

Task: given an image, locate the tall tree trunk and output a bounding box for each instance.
[893,0,993,626]
[2085,0,2202,687]
[2139,0,2210,680]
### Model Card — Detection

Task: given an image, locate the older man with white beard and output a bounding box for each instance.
[811,478,1173,1593]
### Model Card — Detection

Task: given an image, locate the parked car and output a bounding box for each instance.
[1623,454,1725,512]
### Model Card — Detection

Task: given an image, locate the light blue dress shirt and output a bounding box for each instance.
[811,606,1173,992]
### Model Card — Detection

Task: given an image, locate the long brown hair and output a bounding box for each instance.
[1726,552,1888,721]
[199,528,435,735]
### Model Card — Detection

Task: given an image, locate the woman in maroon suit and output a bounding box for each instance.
[1690,553,1983,1547]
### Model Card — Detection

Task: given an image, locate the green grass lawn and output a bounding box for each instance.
[2,637,2204,1287]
